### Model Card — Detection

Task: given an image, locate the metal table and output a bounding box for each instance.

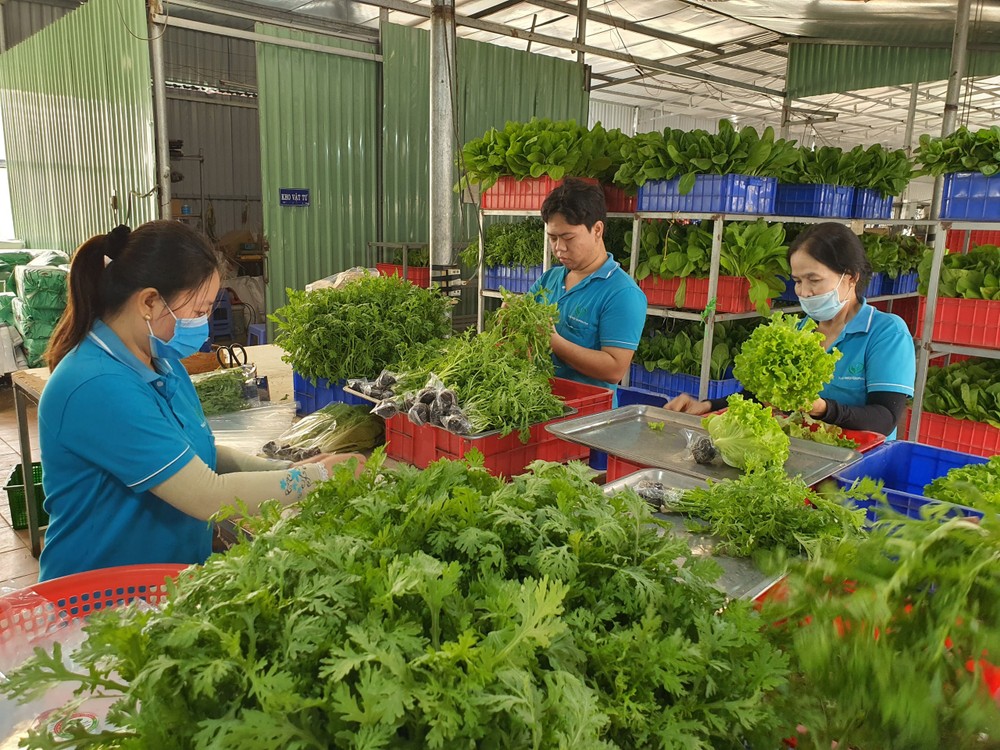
[11,344,296,558]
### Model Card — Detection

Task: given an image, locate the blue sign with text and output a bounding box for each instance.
[280,188,310,207]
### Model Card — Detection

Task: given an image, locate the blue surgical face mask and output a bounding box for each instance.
[147,296,210,359]
[799,273,848,322]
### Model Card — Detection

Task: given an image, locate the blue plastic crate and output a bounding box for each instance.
[851,187,894,220]
[777,277,798,302]
[832,441,987,524]
[617,384,669,408]
[885,271,918,295]
[292,371,369,415]
[866,272,886,298]
[940,173,1000,221]
[483,265,542,294]
[774,183,855,218]
[628,363,742,400]
[636,174,777,215]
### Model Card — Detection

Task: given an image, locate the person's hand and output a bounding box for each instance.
[809,398,828,418]
[297,452,367,478]
[663,393,713,416]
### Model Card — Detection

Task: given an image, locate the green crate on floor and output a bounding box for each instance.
[5,462,46,530]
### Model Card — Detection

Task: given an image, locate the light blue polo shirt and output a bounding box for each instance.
[814,302,915,440]
[38,320,217,581]
[529,252,647,405]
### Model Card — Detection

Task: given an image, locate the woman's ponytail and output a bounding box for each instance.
[45,221,217,371]
[45,233,117,370]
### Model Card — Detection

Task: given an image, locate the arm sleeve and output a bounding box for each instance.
[151,455,328,521]
[215,444,292,474]
[598,285,647,351]
[707,389,759,412]
[865,315,916,397]
[821,391,908,435]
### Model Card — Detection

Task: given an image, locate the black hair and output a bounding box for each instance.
[47,220,219,370]
[787,222,873,301]
[540,178,607,230]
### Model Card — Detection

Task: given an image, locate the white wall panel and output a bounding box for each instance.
[588,99,637,135]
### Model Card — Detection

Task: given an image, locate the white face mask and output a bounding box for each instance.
[799,273,849,322]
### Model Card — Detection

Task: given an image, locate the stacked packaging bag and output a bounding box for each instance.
[12,250,68,367]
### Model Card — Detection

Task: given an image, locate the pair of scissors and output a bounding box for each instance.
[216,342,248,369]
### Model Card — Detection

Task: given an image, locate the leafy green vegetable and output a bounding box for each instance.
[393,294,563,438]
[270,273,452,383]
[459,119,624,190]
[918,243,1000,299]
[922,358,1000,428]
[860,232,927,279]
[668,466,869,558]
[635,319,758,379]
[849,143,914,198]
[262,403,384,460]
[915,125,1000,177]
[776,412,858,448]
[460,218,545,269]
[733,313,842,413]
[924,455,1000,511]
[648,421,665,431]
[702,394,790,471]
[381,247,429,267]
[788,145,857,186]
[614,119,800,191]
[630,219,789,313]
[192,369,247,416]
[761,509,1000,748]
[2,455,790,749]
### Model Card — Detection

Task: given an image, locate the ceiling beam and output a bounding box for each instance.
[468,0,524,20]
[166,0,379,42]
[519,0,724,54]
[354,0,784,97]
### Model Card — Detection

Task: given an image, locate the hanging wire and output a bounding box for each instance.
[115,0,170,41]
[959,0,986,128]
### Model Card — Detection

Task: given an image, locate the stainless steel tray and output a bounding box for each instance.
[603,468,784,601]
[548,405,860,486]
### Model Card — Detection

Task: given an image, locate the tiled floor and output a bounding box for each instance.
[0,380,41,591]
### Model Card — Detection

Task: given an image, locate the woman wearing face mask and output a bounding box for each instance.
[665,222,915,439]
[37,221,363,581]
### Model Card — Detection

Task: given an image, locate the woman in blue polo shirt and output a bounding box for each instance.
[38,221,362,581]
[667,222,915,439]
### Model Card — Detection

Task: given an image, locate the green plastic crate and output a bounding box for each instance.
[5,462,46,530]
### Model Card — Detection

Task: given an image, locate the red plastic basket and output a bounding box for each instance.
[871,296,918,336]
[0,564,185,648]
[385,377,612,477]
[481,176,599,211]
[917,297,1000,350]
[375,263,430,289]
[917,411,1000,458]
[638,276,755,313]
[606,455,650,482]
[945,229,1000,253]
[602,184,637,213]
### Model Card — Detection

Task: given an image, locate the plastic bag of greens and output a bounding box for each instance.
[208,402,298,456]
[261,403,384,461]
[192,369,253,416]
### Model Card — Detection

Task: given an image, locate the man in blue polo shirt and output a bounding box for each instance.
[528,179,647,406]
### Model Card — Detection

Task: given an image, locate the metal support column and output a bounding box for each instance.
[911,0,973,441]
[896,81,920,219]
[575,0,587,66]
[149,1,172,219]
[429,0,456,268]
[779,93,792,140]
[698,218,724,401]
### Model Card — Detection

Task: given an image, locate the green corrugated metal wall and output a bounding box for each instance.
[255,24,378,320]
[0,0,156,252]
[788,42,1000,99]
[381,22,589,246]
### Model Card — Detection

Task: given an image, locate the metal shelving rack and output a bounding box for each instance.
[625,212,936,399]
[908,220,1000,442]
[170,150,205,230]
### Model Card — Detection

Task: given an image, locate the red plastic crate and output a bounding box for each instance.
[638,275,755,313]
[917,297,1000,350]
[606,455,650,482]
[945,229,1000,253]
[481,176,599,211]
[384,377,612,477]
[917,411,1000,458]
[602,184,637,213]
[375,263,430,289]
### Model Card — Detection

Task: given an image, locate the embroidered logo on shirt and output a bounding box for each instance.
[848,363,864,375]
